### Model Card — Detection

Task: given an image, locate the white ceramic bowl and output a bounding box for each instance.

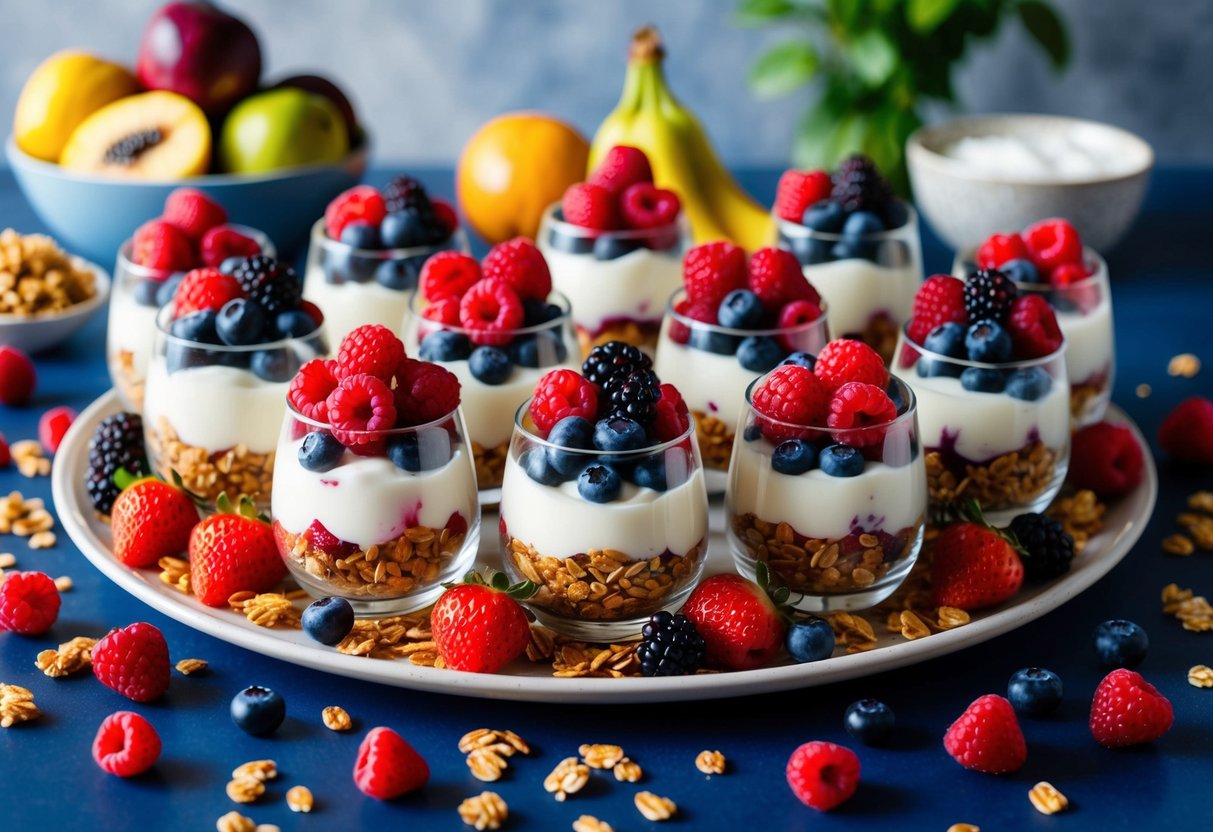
[907,114,1153,252]
[0,257,110,353]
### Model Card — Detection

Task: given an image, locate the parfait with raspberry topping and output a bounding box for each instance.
[272,325,479,614]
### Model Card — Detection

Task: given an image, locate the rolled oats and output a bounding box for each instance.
[926,440,1057,515]
[147,419,274,505]
[158,556,191,594]
[0,553,15,568]
[458,790,508,830]
[946,825,980,832]
[551,641,641,678]
[899,609,931,640]
[613,757,643,782]
[226,776,265,804]
[579,743,625,769]
[634,791,677,822]
[0,683,40,727]
[286,785,314,813]
[215,812,254,832]
[472,440,509,491]
[695,749,726,774]
[1163,534,1196,556]
[572,816,614,832]
[29,531,56,549]
[1168,352,1201,378]
[468,746,510,782]
[322,705,352,731]
[51,575,71,591]
[936,606,971,630]
[35,636,96,677]
[525,626,558,662]
[231,759,277,782]
[1162,583,1213,632]
[0,230,96,315]
[173,658,207,675]
[1189,664,1213,688]
[1048,489,1105,554]
[226,591,302,629]
[1028,781,1068,815]
[692,410,734,471]
[544,757,590,801]
[1135,383,1152,398]
[336,612,435,660]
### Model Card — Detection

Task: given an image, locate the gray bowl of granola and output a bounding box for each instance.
[0,229,110,353]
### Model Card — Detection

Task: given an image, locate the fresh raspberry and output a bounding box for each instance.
[943,694,1027,774]
[751,364,829,440]
[651,383,690,442]
[1159,396,1213,465]
[91,622,171,703]
[421,297,461,326]
[1048,261,1090,288]
[92,711,161,777]
[774,169,832,223]
[458,280,525,346]
[37,405,76,454]
[776,299,824,350]
[162,187,227,240]
[813,339,889,393]
[1090,668,1174,748]
[131,220,195,272]
[1069,422,1144,497]
[0,434,9,468]
[326,373,397,442]
[419,251,482,302]
[561,182,618,230]
[785,741,861,811]
[976,232,1029,269]
[172,267,243,319]
[748,247,819,310]
[354,726,430,799]
[619,182,681,230]
[1024,218,1084,272]
[482,237,552,300]
[325,185,387,240]
[336,324,407,382]
[588,145,653,194]
[288,359,340,423]
[431,198,459,233]
[529,369,598,437]
[199,225,260,268]
[1006,294,1063,359]
[0,346,36,406]
[668,297,716,344]
[683,242,747,310]
[827,382,896,448]
[0,570,61,635]
[393,359,461,425]
[907,275,967,345]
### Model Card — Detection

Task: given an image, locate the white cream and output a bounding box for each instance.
[804,258,918,339]
[944,132,1144,181]
[540,245,682,335]
[143,358,287,452]
[652,334,760,431]
[1055,297,1113,385]
[446,361,565,449]
[303,272,411,343]
[106,289,159,381]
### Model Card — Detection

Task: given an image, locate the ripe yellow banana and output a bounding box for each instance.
[590,26,774,251]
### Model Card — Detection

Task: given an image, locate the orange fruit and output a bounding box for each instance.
[457,112,589,244]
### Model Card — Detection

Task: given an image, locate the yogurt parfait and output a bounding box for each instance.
[498,346,708,640]
[774,156,923,363]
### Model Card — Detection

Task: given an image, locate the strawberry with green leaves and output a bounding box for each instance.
[111,470,199,568]
[682,562,789,670]
[931,501,1025,611]
[189,493,286,606]
[430,570,535,673]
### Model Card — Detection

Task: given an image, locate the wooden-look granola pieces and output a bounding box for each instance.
[175,658,208,676]
[692,410,734,471]
[695,749,726,774]
[579,743,625,769]
[226,776,265,804]
[147,419,274,505]
[35,636,96,677]
[472,440,509,490]
[231,759,277,782]
[613,757,643,783]
[1162,583,1213,632]
[0,683,40,727]
[1028,781,1069,815]
[633,791,677,821]
[458,791,508,830]
[322,706,352,731]
[543,757,590,801]
[1188,665,1213,688]
[215,812,254,832]
[0,229,95,315]
[925,440,1057,515]
[572,816,615,832]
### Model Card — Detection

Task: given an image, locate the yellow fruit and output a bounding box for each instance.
[60,91,211,180]
[14,50,141,162]
[458,113,590,244]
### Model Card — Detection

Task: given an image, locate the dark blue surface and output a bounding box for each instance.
[1,168,1211,831]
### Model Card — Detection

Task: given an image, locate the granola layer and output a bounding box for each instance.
[576,320,660,360]
[147,417,274,504]
[925,438,1059,515]
[693,411,734,471]
[112,348,145,411]
[472,439,509,491]
[1070,368,1110,423]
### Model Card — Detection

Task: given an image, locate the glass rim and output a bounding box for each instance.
[741,372,918,435]
[663,287,830,338]
[900,322,1067,370]
[285,399,462,436]
[309,216,464,259]
[540,201,686,242]
[116,223,275,281]
[774,199,918,243]
[154,302,326,353]
[954,245,1110,294]
[410,289,576,338]
[511,395,697,457]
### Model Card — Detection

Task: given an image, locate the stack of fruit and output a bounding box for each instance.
[975,218,1091,288]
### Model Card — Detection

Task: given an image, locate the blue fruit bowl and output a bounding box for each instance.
[6,136,368,265]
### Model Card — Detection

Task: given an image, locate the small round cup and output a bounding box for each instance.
[403,290,578,502]
[652,288,831,488]
[106,225,274,411]
[498,399,709,641]
[777,201,923,363]
[271,404,480,616]
[142,304,328,509]
[726,374,927,612]
[302,217,470,344]
[895,325,1070,524]
[537,203,690,358]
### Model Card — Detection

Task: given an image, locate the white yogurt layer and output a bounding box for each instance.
[143,358,288,452]
[107,289,159,379]
[804,258,918,339]
[1056,296,1113,385]
[652,334,759,431]
[541,245,682,335]
[303,271,410,343]
[446,361,564,449]
[943,131,1145,181]
[500,457,707,560]
[272,439,477,551]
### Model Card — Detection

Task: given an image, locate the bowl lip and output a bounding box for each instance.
[906,113,1155,188]
[0,255,111,326]
[5,135,370,188]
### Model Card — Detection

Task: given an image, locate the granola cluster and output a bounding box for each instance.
[147,418,274,505]
[926,440,1059,517]
[692,411,734,471]
[471,440,509,491]
[576,320,657,360]
[0,490,55,549]
[0,229,96,316]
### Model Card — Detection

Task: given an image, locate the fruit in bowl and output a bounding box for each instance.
[59,91,211,179]
[218,87,348,174]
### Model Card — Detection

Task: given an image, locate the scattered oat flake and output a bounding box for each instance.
[467,746,509,782]
[634,791,677,821]
[1135,383,1152,398]
[579,742,624,769]
[946,825,980,832]
[254,826,279,832]
[572,816,615,832]
[35,636,96,677]
[231,759,277,782]
[695,749,726,774]
[1028,781,1069,815]
[613,757,642,782]
[175,658,208,676]
[458,791,508,830]
[544,757,590,801]
[1190,491,1213,514]
[322,705,352,731]
[215,811,254,832]
[0,683,40,728]
[286,785,314,813]
[1162,582,1213,632]
[1163,534,1195,556]
[52,575,72,591]
[0,553,15,568]
[1189,665,1213,688]
[226,776,265,804]
[29,531,55,549]
[1168,353,1201,377]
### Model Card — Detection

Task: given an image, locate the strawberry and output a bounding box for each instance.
[354,726,430,799]
[907,275,967,346]
[588,145,653,194]
[1089,668,1174,748]
[430,571,535,673]
[92,622,171,703]
[188,495,286,607]
[931,501,1025,611]
[682,563,787,670]
[944,694,1027,774]
[786,741,861,810]
[111,476,199,568]
[774,169,832,223]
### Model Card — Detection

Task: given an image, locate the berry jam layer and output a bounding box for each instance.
[925,438,1060,514]
[693,411,734,471]
[146,418,274,505]
[472,439,508,491]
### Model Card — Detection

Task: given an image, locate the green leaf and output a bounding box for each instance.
[907,0,960,32]
[1017,1,1069,70]
[748,41,819,98]
[736,0,796,24]
[113,467,140,492]
[847,30,898,88]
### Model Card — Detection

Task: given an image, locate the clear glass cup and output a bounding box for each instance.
[106,225,274,411]
[777,200,923,364]
[271,404,480,616]
[952,247,1115,426]
[895,324,1071,525]
[652,287,831,489]
[726,374,927,612]
[143,304,328,509]
[301,218,469,345]
[537,203,690,359]
[499,398,709,641]
[403,290,578,502]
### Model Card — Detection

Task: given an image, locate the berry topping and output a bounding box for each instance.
[1158,397,1213,466]
[578,462,623,502]
[163,188,226,240]
[421,296,461,326]
[481,237,552,300]
[91,622,170,703]
[963,268,1019,323]
[382,175,431,215]
[561,182,618,230]
[302,596,356,646]
[907,275,967,345]
[327,373,398,441]
[943,694,1027,774]
[1024,218,1084,273]
[92,711,161,777]
[172,267,242,319]
[651,383,690,442]
[683,241,747,310]
[784,618,834,662]
[1008,512,1074,582]
[682,569,786,671]
[774,169,832,223]
[786,741,861,811]
[336,324,406,382]
[771,439,818,475]
[620,182,681,229]
[1069,422,1144,498]
[751,364,829,440]
[0,346,36,406]
[608,368,661,424]
[827,382,896,447]
[200,225,261,268]
[588,145,654,194]
[964,320,1013,363]
[818,444,865,477]
[229,255,303,318]
[468,346,512,385]
[931,502,1024,611]
[0,570,60,635]
[393,359,461,425]
[636,610,705,676]
[111,478,199,569]
[131,219,194,272]
[458,280,525,346]
[831,154,893,217]
[354,726,430,799]
[1007,667,1064,717]
[38,405,76,454]
[85,411,148,515]
[288,359,340,423]
[844,699,895,745]
[1093,619,1149,669]
[1006,294,1063,359]
[976,232,1029,269]
[325,184,387,240]
[1048,261,1090,288]
[530,368,599,437]
[813,339,888,393]
[775,298,824,333]
[582,341,652,393]
[1090,668,1173,748]
[230,685,286,736]
[748,247,819,309]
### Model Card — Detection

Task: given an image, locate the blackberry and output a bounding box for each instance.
[636,610,705,677]
[609,369,661,424]
[581,341,652,396]
[1008,512,1074,582]
[830,154,893,217]
[382,175,433,215]
[963,268,1019,324]
[85,412,148,515]
[231,255,303,318]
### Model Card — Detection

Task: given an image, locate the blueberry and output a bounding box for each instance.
[924,322,967,359]
[216,298,265,346]
[1007,667,1063,716]
[230,685,286,736]
[831,241,867,261]
[578,463,622,503]
[387,433,422,472]
[546,416,595,479]
[381,210,428,249]
[593,235,642,261]
[275,309,317,339]
[819,443,865,477]
[593,417,647,452]
[218,256,246,275]
[884,200,909,229]
[737,336,785,373]
[134,279,161,307]
[780,352,816,370]
[783,232,831,266]
[688,327,739,356]
[170,310,218,343]
[631,454,668,491]
[252,349,299,382]
[340,220,381,250]
[512,330,568,368]
[743,424,764,442]
[843,210,885,238]
[886,379,906,413]
[419,330,473,362]
[844,699,895,745]
[298,431,344,472]
[546,224,594,255]
[965,320,1012,363]
[521,447,563,485]
[469,346,513,385]
[915,357,957,379]
[1005,367,1053,401]
[960,366,1007,393]
[772,439,817,475]
[301,596,355,646]
[1000,258,1042,285]
[717,289,764,329]
[374,258,416,290]
[522,298,549,326]
[801,200,844,233]
[1094,619,1149,669]
[785,618,835,663]
[155,273,185,307]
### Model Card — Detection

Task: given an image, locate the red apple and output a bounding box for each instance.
[271,74,359,139]
[137,1,262,115]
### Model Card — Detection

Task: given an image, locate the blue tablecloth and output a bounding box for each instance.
[1,168,1210,831]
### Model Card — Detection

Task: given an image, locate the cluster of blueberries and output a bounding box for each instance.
[323,223,456,292]
[681,288,806,374]
[545,208,680,261]
[779,199,912,267]
[916,320,1053,400]
[296,424,456,474]
[417,299,570,385]
[166,303,324,383]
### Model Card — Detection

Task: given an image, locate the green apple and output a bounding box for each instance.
[218,88,349,174]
